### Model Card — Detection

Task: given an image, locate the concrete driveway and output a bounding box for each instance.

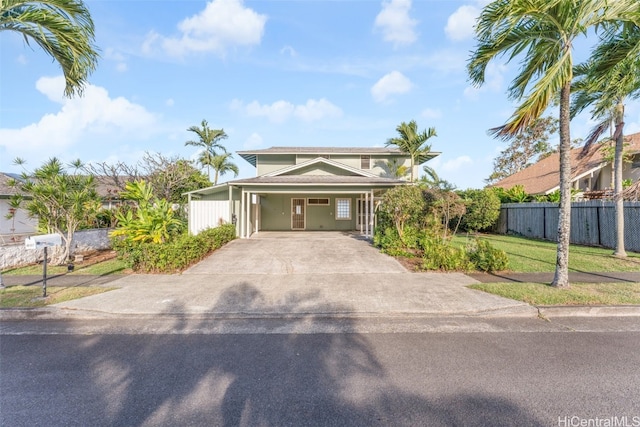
[184,231,407,275]
[44,231,538,321]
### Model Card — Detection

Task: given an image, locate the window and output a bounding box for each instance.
[335,198,351,220]
[307,198,329,206]
[360,155,371,169]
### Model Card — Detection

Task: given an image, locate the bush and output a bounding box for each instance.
[111,224,236,273]
[374,226,414,257]
[466,238,509,272]
[457,188,501,232]
[422,237,473,272]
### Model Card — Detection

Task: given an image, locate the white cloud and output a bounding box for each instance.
[442,155,473,172]
[17,54,27,65]
[445,5,480,41]
[143,0,267,57]
[0,76,158,163]
[233,98,342,123]
[165,98,175,107]
[421,108,442,120]
[371,71,413,103]
[244,132,263,149]
[374,0,418,47]
[104,47,128,72]
[280,45,297,57]
[464,62,507,100]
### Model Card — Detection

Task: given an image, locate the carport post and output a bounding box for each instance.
[245,191,251,238]
[240,189,245,238]
[370,189,375,238]
[365,192,369,237]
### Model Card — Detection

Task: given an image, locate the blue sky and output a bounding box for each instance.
[2,0,640,189]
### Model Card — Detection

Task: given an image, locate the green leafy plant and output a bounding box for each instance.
[457,188,501,232]
[422,237,473,272]
[466,238,510,272]
[110,181,185,244]
[112,224,236,273]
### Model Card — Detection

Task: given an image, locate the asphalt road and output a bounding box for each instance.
[2,318,640,427]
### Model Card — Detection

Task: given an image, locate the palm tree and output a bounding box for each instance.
[1,0,99,97]
[467,0,640,288]
[571,33,640,258]
[386,120,437,182]
[205,152,239,185]
[185,119,228,181]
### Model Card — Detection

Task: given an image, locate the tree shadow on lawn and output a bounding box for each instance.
[2,282,545,427]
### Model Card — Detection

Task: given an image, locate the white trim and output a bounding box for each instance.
[263,157,379,178]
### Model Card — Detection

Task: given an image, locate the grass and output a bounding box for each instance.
[0,285,114,308]
[3,258,128,276]
[453,233,640,273]
[469,282,640,306]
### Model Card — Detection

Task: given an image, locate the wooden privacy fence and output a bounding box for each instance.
[498,201,640,252]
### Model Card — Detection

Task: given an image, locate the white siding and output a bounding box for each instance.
[189,200,230,235]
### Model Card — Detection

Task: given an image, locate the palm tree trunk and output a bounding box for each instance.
[214,170,219,186]
[613,108,627,257]
[552,82,572,288]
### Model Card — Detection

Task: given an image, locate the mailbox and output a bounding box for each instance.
[25,233,62,250]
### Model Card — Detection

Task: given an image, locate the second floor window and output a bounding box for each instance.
[361,155,371,169]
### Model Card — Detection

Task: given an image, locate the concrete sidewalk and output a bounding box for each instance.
[3,232,639,321]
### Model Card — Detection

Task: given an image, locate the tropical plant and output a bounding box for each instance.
[374,159,409,179]
[110,181,185,245]
[8,158,100,264]
[386,120,437,182]
[185,119,228,180]
[421,165,456,190]
[467,0,640,287]
[0,0,99,97]
[205,152,239,185]
[571,27,640,258]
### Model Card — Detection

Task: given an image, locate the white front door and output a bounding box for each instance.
[291,198,306,230]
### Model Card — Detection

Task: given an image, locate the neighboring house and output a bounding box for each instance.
[0,172,38,238]
[185,146,440,238]
[492,131,640,196]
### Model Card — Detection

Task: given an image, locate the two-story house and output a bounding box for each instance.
[185,146,439,238]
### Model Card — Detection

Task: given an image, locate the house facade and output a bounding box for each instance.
[492,132,640,196]
[185,147,439,238]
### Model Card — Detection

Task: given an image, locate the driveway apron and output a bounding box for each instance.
[49,232,537,318]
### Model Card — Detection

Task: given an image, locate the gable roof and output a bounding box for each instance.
[492,132,640,195]
[236,146,440,167]
[0,173,25,197]
[263,156,379,178]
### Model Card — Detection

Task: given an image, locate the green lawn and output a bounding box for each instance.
[0,285,114,308]
[469,282,640,306]
[3,258,127,276]
[453,234,640,273]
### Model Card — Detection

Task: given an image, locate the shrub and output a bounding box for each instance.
[422,237,473,272]
[112,224,236,273]
[374,226,414,257]
[457,188,501,232]
[466,238,509,272]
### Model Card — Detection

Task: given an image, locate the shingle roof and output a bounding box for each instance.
[0,173,23,197]
[491,132,640,195]
[236,146,441,167]
[231,175,405,186]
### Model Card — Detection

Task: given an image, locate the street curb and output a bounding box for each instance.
[537,305,640,318]
[0,304,620,322]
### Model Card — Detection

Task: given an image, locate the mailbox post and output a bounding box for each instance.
[25,234,63,297]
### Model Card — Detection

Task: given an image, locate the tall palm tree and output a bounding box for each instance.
[185,119,228,181]
[571,32,640,258]
[1,0,99,97]
[386,120,437,182]
[467,0,640,288]
[205,152,239,185]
